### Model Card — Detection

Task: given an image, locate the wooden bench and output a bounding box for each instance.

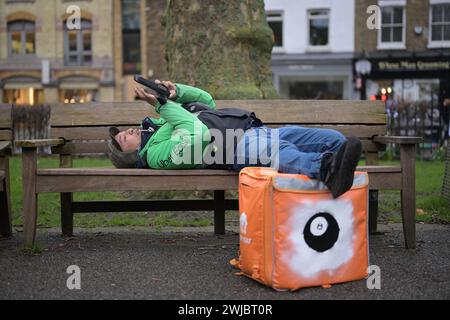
[16,100,422,249]
[0,104,12,238]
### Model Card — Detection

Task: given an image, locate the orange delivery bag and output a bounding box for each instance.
[233,167,369,291]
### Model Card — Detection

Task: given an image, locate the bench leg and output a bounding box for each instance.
[368,190,378,234]
[61,193,74,237]
[0,156,12,237]
[214,190,225,235]
[59,154,74,237]
[0,183,12,237]
[400,144,416,249]
[22,147,38,248]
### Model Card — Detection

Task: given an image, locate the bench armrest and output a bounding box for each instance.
[373,136,422,145]
[15,138,65,148]
[0,141,11,153]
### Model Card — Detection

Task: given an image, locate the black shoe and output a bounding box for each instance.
[320,136,362,198]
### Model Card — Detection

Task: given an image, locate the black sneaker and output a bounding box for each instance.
[320,136,362,198]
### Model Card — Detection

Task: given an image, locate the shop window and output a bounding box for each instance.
[288,81,343,100]
[267,12,283,49]
[7,20,36,55]
[429,4,450,46]
[3,88,44,105]
[122,0,141,74]
[64,19,92,66]
[308,9,329,47]
[123,31,141,74]
[378,6,405,49]
[59,89,98,104]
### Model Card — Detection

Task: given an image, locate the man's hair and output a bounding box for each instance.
[107,127,139,168]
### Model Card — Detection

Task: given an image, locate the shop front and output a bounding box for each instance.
[1,76,44,105]
[272,53,356,100]
[354,52,450,158]
[58,76,99,103]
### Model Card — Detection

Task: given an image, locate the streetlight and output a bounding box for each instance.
[355,58,372,100]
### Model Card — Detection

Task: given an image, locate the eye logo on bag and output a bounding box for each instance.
[303,212,340,252]
[284,199,355,279]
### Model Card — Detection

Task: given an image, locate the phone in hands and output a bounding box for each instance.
[134,75,171,99]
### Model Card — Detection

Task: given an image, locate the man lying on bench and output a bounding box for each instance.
[108,80,362,198]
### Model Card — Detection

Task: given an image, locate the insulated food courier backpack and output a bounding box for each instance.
[234,167,369,291]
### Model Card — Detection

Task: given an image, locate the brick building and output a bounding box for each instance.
[354,0,450,146]
[265,0,357,100]
[0,0,169,104]
[0,0,116,104]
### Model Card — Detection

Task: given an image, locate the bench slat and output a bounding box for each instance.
[373,136,423,144]
[37,168,238,176]
[37,165,400,176]
[50,137,384,155]
[52,142,109,154]
[51,124,387,141]
[357,165,401,172]
[15,138,65,148]
[295,125,386,137]
[218,100,386,124]
[36,175,240,192]
[35,167,401,193]
[50,101,386,126]
[366,172,402,189]
[51,102,158,126]
[51,126,139,140]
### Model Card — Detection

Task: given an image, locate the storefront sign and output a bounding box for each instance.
[377,60,450,72]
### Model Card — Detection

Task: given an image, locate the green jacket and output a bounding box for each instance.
[138,83,216,169]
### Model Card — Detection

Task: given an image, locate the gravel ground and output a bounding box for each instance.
[0,223,449,300]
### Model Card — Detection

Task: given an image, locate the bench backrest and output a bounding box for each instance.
[49,100,386,160]
[0,104,12,142]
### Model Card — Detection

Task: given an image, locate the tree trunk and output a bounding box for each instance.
[163,0,278,99]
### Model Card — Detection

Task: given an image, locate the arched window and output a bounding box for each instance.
[64,19,92,66]
[7,20,36,55]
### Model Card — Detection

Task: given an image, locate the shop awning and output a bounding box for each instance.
[4,83,43,89]
[59,82,99,90]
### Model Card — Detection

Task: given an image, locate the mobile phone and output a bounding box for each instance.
[134,75,170,98]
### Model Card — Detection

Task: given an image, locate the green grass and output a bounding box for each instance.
[7,156,449,229]
[9,156,212,229]
[360,159,449,224]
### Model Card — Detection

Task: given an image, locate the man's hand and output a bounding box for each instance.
[134,87,158,107]
[155,80,177,99]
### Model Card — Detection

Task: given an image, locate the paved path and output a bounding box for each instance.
[0,224,449,299]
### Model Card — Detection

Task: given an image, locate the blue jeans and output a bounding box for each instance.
[233,126,346,179]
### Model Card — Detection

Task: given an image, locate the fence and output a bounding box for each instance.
[386,100,448,160]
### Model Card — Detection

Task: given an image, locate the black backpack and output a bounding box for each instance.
[182,102,264,169]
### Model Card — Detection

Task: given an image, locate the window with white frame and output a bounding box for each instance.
[266,12,283,48]
[379,6,405,47]
[430,3,450,44]
[308,9,330,47]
